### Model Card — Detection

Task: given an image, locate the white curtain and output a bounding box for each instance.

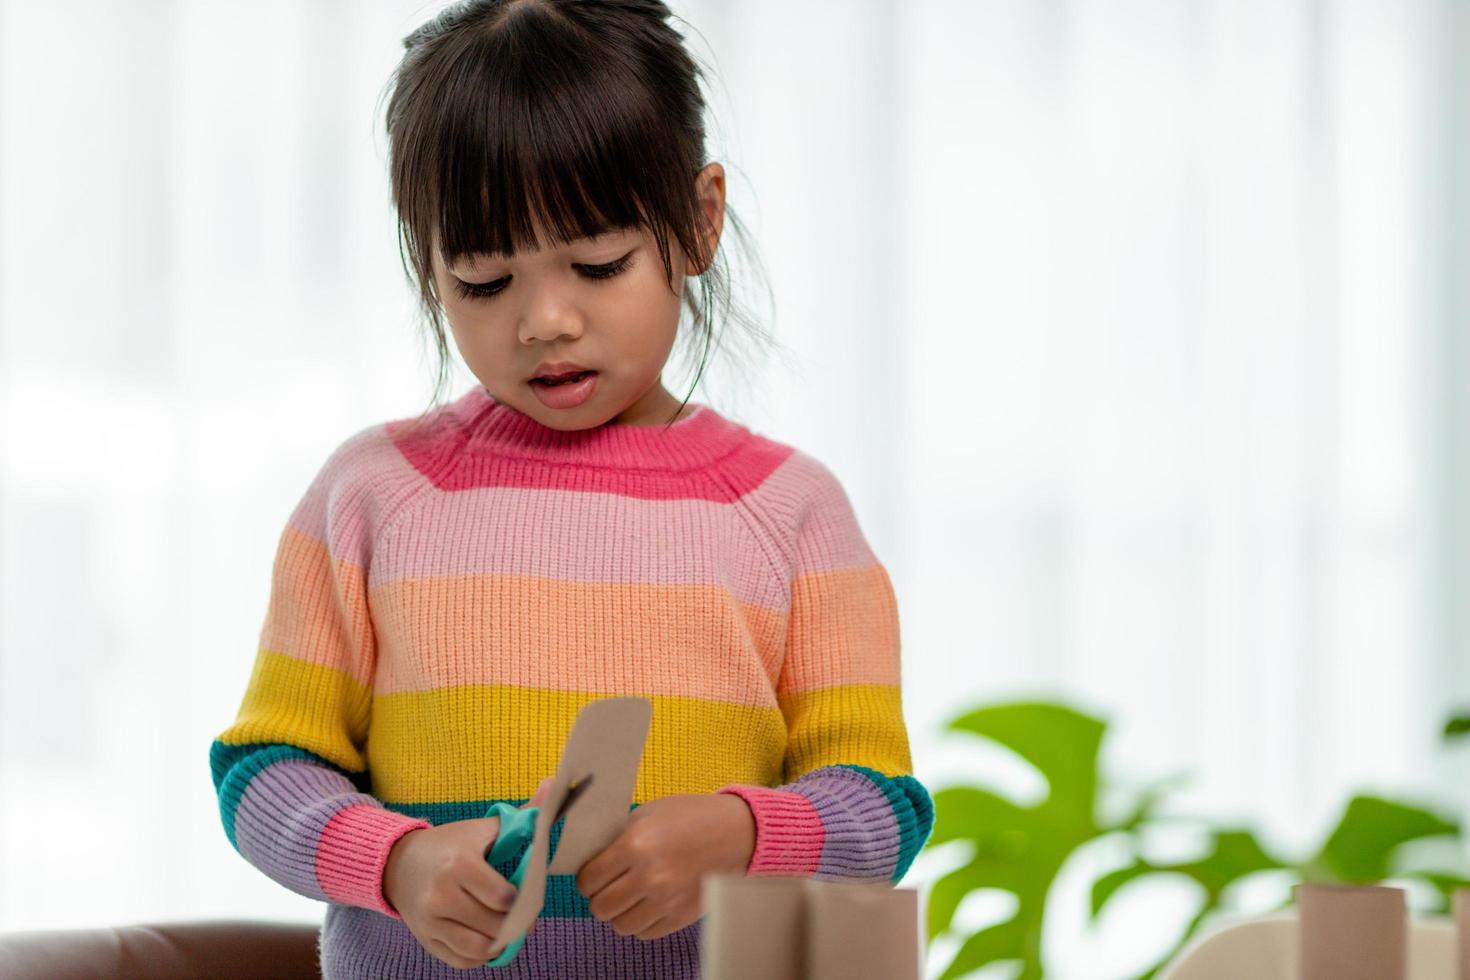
[1,1,1465,976]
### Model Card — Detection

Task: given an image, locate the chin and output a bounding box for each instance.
[524,399,615,431]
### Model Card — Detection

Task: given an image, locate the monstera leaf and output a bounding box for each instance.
[1090,828,1286,978]
[926,702,1108,979]
[1309,795,1470,910]
[922,701,1470,980]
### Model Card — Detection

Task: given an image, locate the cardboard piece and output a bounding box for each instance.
[1455,889,1470,980]
[484,696,652,960]
[700,876,806,980]
[1298,882,1406,980]
[700,873,922,980]
[806,877,922,980]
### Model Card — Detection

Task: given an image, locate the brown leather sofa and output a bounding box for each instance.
[0,920,322,979]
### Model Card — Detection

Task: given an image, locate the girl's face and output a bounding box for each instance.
[433,163,725,429]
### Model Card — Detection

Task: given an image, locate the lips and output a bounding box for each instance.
[532,370,594,386]
[531,360,595,384]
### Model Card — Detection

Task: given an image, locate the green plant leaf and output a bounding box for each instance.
[1089,829,1283,921]
[930,786,1031,846]
[1444,715,1470,740]
[1108,772,1191,833]
[926,701,1110,976]
[927,853,1029,941]
[1317,796,1459,881]
[946,701,1106,820]
[936,918,1029,980]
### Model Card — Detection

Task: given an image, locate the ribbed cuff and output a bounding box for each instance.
[715,785,825,876]
[314,803,432,918]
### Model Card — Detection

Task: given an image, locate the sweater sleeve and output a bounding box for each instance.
[716,456,934,884]
[208,431,430,919]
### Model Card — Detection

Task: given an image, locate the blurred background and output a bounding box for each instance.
[0,0,1466,977]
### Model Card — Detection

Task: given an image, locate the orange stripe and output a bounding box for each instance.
[260,536,900,701]
[259,526,375,689]
[778,565,901,695]
[369,576,788,700]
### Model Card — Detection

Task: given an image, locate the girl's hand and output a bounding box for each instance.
[383,777,553,969]
[575,793,756,941]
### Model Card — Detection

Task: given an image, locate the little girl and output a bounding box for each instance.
[208,1,933,977]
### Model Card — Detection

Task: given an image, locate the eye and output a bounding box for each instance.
[451,250,635,301]
[578,251,636,280]
[454,276,509,300]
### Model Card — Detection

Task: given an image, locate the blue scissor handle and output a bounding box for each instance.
[481,801,540,967]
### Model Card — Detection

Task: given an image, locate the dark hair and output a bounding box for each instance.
[377,0,780,430]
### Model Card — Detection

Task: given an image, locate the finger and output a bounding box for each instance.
[431,918,498,966]
[637,916,681,941]
[587,869,641,923]
[426,935,480,972]
[438,898,507,941]
[609,897,661,938]
[462,864,518,914]
[526,776,553,809]
[576,844,632,899]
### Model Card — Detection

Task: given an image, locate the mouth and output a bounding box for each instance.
[530,370,596,387]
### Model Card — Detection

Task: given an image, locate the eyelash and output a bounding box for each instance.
[454,252,634,300]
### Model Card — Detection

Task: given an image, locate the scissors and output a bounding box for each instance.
[480,773,595,967]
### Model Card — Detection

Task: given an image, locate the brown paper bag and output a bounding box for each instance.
[701,873,922,980]
[1298,882,1406,980]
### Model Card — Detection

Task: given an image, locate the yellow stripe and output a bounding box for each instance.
[214,650,373,774]
[213,656,913,805]
[368,686,789,804]
[778,684,914,782]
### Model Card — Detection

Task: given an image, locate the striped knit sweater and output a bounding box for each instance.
[209,385,933,979]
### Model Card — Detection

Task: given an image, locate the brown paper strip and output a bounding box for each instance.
[485,696,653,960]
[1298,882,1406,980]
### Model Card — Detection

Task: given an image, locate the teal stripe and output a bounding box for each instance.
[386,799,645,919]
[835,764,935,884]
[208,740,368,852]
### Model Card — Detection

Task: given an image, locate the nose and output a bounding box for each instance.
[518,287,585,345]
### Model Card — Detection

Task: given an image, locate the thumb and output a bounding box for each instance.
[525,777,553,810]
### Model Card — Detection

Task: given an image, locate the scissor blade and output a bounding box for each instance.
[552,773,594,822]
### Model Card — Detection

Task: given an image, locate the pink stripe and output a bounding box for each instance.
[315,803,431,917]
[784,454,879,575]
[716,785,824,876]
[382,387,794,499]
[395,431,792,500]
[371,486,789,602]
[285,424,437,569]
[366,452,873,601]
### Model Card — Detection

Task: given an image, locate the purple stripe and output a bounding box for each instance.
[787,766,901,881]
[234,758,375,899]
[320,904,702,979]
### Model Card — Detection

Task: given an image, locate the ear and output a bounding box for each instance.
[686,162,726,276]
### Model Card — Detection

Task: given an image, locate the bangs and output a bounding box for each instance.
[400,6,699,271]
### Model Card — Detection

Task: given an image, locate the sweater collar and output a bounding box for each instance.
[445,385,750,471]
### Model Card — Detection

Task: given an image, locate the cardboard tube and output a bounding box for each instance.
[804,879,921,980]
[1455,888,1470,980]
[700,874,807,980]
[1297,882,1406,980]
